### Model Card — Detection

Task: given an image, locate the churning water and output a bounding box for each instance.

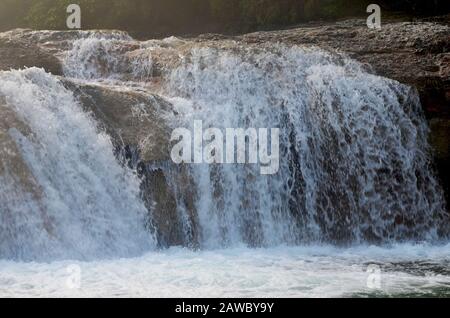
[0,31,449,297]
[1,244,450,297]
[0,68,155,261]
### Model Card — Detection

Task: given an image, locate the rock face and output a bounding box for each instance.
[62,80,173,162]
[0,30,62,75]
[139,165,198,247]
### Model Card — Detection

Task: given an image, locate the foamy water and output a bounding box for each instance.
[1,244,449,297]
[0,68,155,261]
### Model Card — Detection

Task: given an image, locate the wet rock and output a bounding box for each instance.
[139,166,198,248]
[0,31,62,75]
[62,79,173,162]
[430,118,450,207]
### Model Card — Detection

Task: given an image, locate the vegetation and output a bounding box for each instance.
[0,0,448,37]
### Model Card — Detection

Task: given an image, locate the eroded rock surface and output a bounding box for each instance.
[0,31,62,75]
[62,79,173,162]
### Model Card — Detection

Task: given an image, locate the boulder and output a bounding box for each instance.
[62,79,173,162]
[0,32,62,75]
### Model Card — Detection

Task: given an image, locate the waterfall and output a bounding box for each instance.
[0,68,155,261]
[0,31,448,261]
[164,44,447,246]
[63,32,134,80]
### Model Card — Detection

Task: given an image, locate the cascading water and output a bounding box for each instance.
[164,44,448,246]
[1,31,448,260]
[63,33,449,248]
[63,32,134,80]
[0,68,155,261]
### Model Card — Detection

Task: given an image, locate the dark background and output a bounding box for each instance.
[0,0,449,37]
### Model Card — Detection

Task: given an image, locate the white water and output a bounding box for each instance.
[0,68,155,261]
[63,32,133,80]
[1,31,449,297]
[164,44,447,246]
[1,244,449,297]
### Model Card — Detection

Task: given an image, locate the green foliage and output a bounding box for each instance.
[0,0,448,35]
[0,0,32,29]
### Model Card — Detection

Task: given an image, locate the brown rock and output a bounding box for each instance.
[0,32,62,75]
[429,118,450,207]
[62,79,174,162]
